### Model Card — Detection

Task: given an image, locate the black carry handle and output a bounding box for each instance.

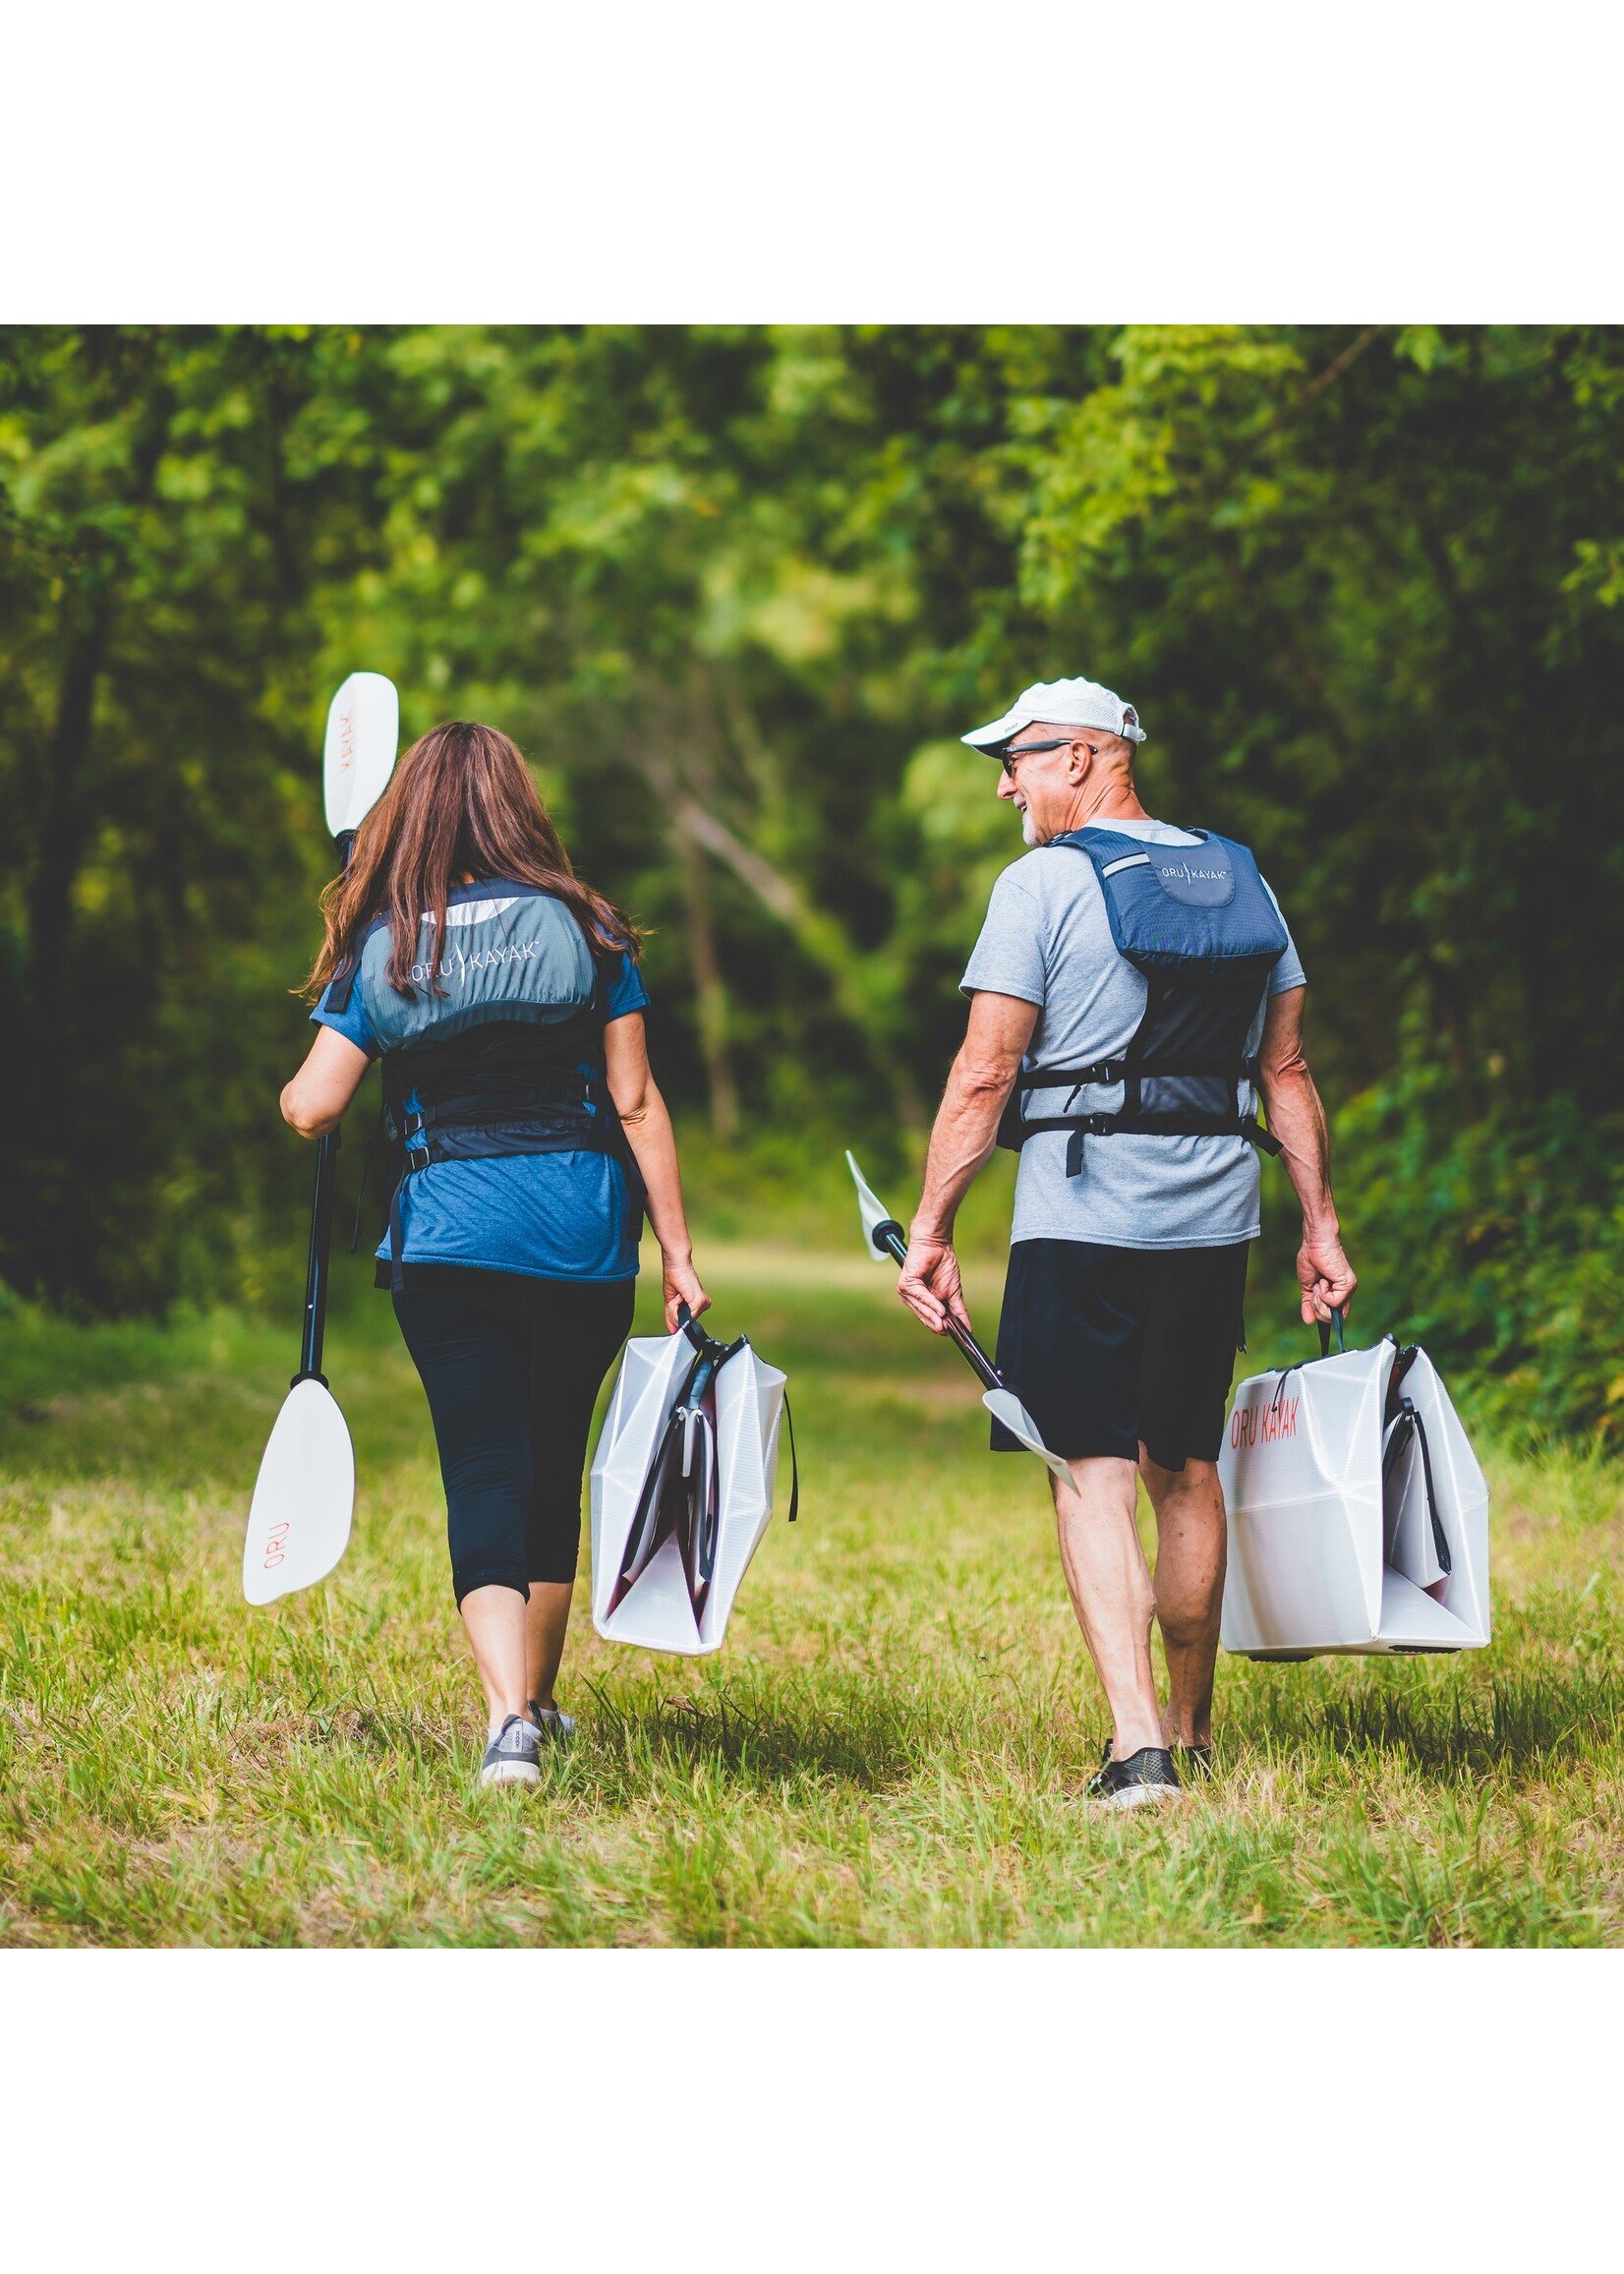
[868,1214,1004,1395]
[674,1299,747,1370]
[1267,1304,1348,1406]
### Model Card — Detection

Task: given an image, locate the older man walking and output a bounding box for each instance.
[898,677,1357,1807]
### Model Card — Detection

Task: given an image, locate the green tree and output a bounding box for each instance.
[3,323,1621,1432]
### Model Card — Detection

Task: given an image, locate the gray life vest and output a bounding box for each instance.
[997,825,1290,1176]
[326,881,637,1289]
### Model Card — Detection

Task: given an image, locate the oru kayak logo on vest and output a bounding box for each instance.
[409,938,541,988]
[1230,1394,1300,1449]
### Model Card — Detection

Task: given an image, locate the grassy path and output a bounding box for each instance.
[1,1248,1620,1946]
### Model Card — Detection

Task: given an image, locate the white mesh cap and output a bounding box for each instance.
[961,675,1146,752]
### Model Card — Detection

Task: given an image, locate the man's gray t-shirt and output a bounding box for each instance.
[960,820,1306,1250]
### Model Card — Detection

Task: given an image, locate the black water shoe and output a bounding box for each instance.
[1086,1745,1183,1810]
[1174,1744,1213,1780]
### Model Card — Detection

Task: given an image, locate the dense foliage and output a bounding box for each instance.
[2,326,1620,1434]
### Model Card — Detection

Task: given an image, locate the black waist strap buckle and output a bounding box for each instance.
[1064,1118,1119,1176]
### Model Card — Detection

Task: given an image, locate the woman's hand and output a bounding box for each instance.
[663,1251,711,1333]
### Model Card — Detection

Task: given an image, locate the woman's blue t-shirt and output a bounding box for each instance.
[313,882,649,1284]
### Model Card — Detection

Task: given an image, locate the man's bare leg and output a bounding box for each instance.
[1052,1456,1165,1759]
[1139,1451,1227,1748]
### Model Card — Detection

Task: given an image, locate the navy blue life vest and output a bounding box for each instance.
[997,826,1290,1177]
[326,882,638,1289]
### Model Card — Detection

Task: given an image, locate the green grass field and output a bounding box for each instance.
[1,1245,1619,1948]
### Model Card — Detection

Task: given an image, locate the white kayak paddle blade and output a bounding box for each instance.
[323,671,400,839]
[845,1149,899,1261]
[982,1388,1073,1484]
[244,1377,355,1604]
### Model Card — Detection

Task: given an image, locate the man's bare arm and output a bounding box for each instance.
[899,990,1037,1336]
[1254,985,1358,1326]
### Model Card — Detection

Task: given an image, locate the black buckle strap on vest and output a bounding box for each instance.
[1056,1110,1280,1179]
[1064,1118,1119,1177]
[1015,1059,1129,1089]
[1012,1062,1272,1107]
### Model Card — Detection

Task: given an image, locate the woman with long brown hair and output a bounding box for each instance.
[279,722,709,1786]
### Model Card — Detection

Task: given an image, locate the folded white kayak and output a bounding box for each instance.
[589,1310,793,1657]
[1220,1325,1490,1660]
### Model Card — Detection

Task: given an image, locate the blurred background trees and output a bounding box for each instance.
[3,325,1620,1436]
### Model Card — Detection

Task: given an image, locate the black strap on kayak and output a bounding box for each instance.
[610,1373,697,1610]
[1383,1394,1452,1577]
[1316,1305,1348,1359]
[1385,1341,1420,1413]
[677,1303,798,1523]
[781,1390,799,1524]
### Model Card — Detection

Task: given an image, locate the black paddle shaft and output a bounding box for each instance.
[296,1128,341,1386]
[869,1216,1003,1395]
[294,828,357,1388]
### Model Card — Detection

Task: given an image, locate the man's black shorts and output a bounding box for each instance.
[992,1239,1249,1471]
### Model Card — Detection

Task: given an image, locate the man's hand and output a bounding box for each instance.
[897,1233,972,1339]
[899,991,1036,1340]
[1298,1232,1357,1327]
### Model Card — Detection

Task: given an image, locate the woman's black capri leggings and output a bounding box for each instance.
[392,1267,636,1605]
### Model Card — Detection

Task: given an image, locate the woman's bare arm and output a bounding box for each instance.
[604,1012,710,1330]
[281,1025,371,1138]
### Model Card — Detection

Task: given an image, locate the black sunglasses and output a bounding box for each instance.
[998,735,1094,777]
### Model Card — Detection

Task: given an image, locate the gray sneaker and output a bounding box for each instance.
[480,1714,542,1787]
[527,1700,577,1745]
